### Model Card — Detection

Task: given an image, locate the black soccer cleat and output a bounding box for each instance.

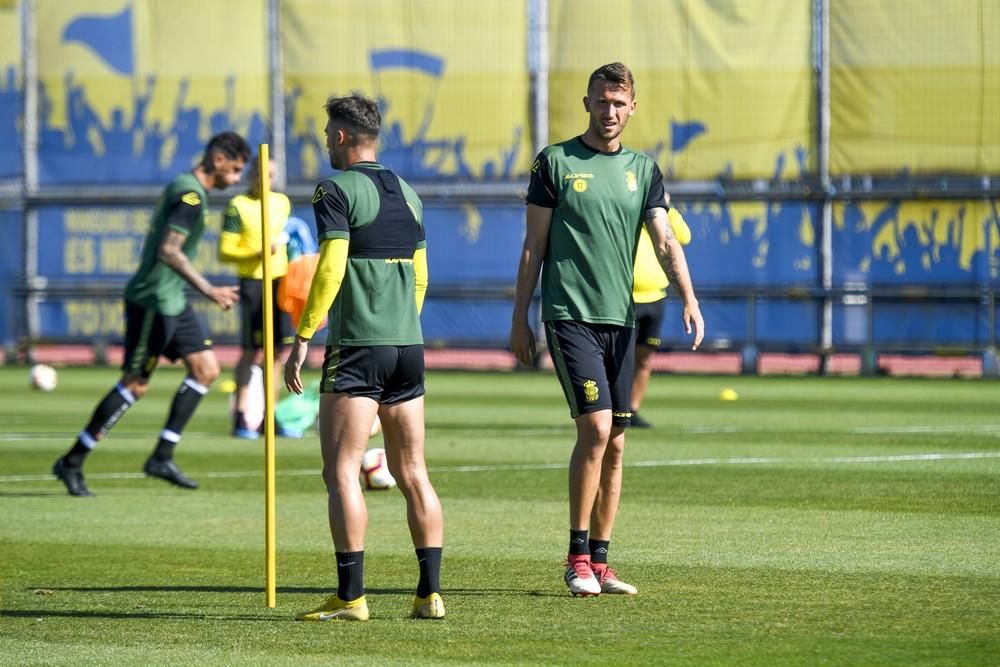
[52,458,95,497]
[143,457,199,489]
[628,411,653,429]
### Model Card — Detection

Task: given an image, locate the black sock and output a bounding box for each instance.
[233,411,246,432]
[336,551,365,601]
[589,539,610,565]
[65,384,136,466]
[569,529,589,556]
[153,377,207,461]
[416,547,443,598]
[62,440,92,469]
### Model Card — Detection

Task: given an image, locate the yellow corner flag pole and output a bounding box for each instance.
[259,143,277,608]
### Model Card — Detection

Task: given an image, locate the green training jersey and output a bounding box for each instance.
[124,172,209,315]
[526,136,666,327]
[311,162,426,346]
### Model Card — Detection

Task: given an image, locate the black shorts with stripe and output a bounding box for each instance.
[239,278,293,350]
[544,320,636,427]
[634,299,666,348]
[122,300,212,379]
[320,344,425,405]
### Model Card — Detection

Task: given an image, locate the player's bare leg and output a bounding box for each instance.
[380,396,442,547]
[589,425,637,595]
[569,410,613,531]
[380,396,445,618]
[564,410,612,596]
[297,393,380,621]
[318,393,380,551]
[590,425,625,540]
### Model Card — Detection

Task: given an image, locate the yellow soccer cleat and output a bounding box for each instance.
[410,592,446,619]
[296,595,369,622]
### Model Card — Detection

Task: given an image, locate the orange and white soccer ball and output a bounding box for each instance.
[360,447,396,490]
[29,364,58,392]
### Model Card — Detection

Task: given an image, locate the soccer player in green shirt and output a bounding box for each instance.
[52,132,250,497]
[510,63,704,596]
[284,95,444,622]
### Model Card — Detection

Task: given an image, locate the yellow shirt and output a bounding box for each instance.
[632,207,692,304]
[218,192,291,279]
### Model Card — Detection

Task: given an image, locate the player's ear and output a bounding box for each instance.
[629,99,636,117]
[582,95,590,112]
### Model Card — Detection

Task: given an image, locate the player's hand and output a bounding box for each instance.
[283,337,309,395]
[211,285,239,310]
[510,321,537,368]
[683,301,705,351]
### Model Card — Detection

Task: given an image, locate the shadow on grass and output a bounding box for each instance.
[0,491,67,497]
[1,608,274,621]
[32,585,555,596]
[0,609,274,621]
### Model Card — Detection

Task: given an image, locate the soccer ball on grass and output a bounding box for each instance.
[29,364,58,392]
[360,447,396,490]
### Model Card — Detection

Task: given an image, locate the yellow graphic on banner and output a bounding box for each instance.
[460,204,482,244]
[37,0,268,180]
[283,0,532,181]
[835,200,999,278]
[548,0,814,181]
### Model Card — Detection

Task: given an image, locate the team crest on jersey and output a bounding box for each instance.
[312,186,325,203]
[625,171,638,192]
[572,179,588,193]
[582,379,599,403]
[181,192,201,206]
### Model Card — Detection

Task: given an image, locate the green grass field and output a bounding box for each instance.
[2,366,999,665]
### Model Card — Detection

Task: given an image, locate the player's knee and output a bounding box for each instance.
[189,356,221,386]
[126,380,150,400]
[194,365,220,386]
[387,459,425,493]
[578,417,613,448]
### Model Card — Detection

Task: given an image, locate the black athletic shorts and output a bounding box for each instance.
[239,278,293,350]
[320,344,425,405]
[544,320,636,426]
[634,299,666,348]
[122,300,212,378]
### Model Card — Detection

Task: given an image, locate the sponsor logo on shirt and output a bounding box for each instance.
[565,172,594,194]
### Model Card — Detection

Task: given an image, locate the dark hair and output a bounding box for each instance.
[323,94,381,138]
[201,131,251,169]
[587,62,635,96]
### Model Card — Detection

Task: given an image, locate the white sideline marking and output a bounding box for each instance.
[2,451,998,484]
